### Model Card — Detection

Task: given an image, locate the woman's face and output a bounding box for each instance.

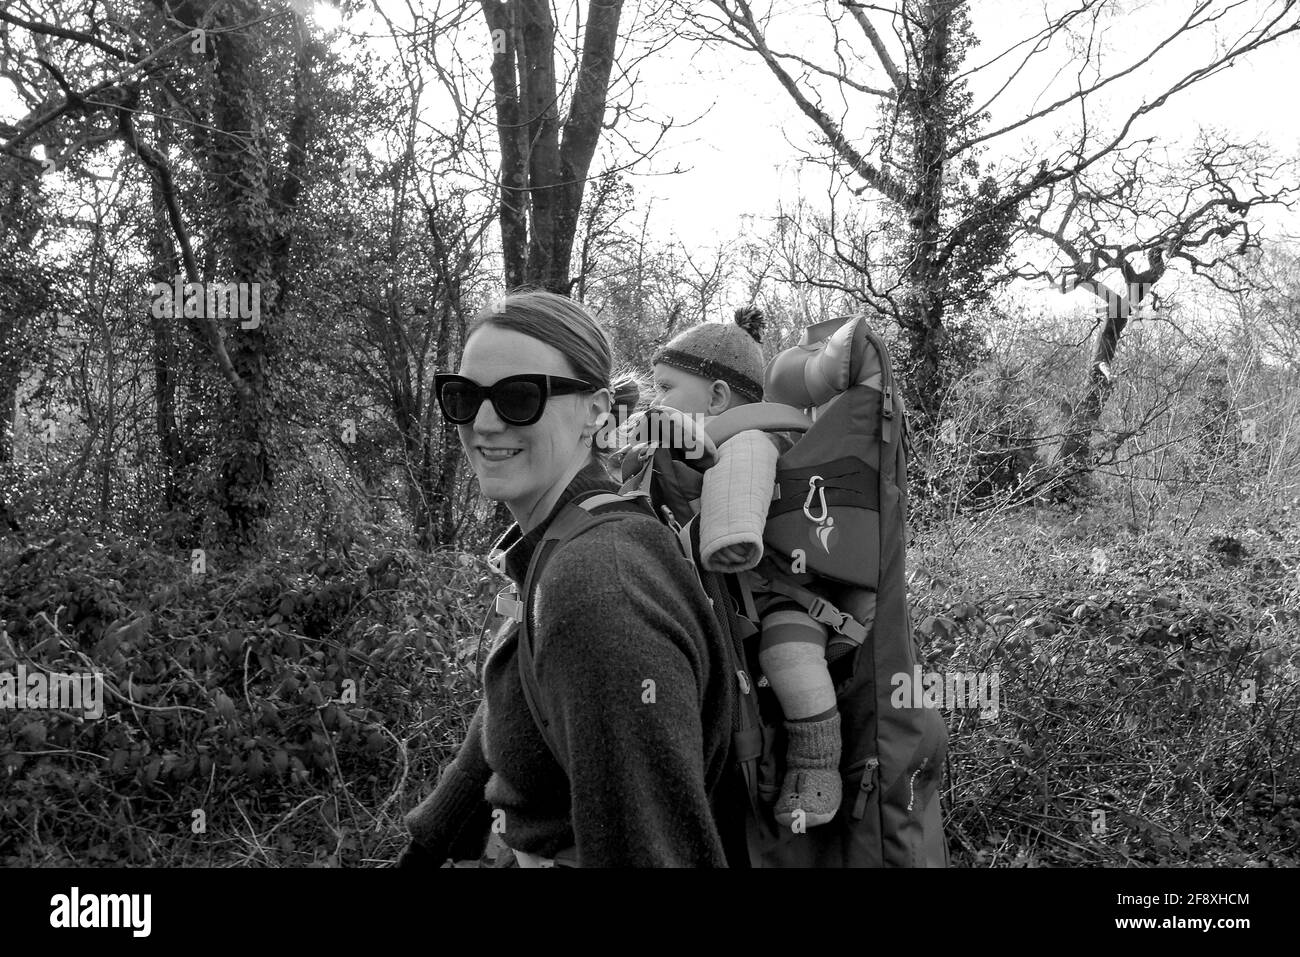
[456,325,606,528]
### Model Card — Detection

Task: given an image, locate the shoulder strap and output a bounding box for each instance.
[515,490,657,769]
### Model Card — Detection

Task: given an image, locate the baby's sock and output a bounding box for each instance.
[761,609,843,828]
[775,711,843,828]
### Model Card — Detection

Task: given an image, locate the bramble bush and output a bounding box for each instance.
[0,530,490,866]
[910,494,1300,866]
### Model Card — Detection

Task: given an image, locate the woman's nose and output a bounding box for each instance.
[472,397,506,433]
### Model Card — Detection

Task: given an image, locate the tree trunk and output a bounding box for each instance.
[206,2,272,545]
[550,0,622,293]
[0,163,51,534]
[204,3,313,547]
[482,0,529,290]
[900,0,953,424]
[481,0,623,295]
[517,0,563,289]
[0,320,18,467]
[146,125,188,515]
[435,419,462,546]
[430,298,462,548]
[1060,288,1134,470]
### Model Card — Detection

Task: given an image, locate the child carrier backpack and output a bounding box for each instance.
[509,314,948,867]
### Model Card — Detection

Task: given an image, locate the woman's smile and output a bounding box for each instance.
[476,445,523,464]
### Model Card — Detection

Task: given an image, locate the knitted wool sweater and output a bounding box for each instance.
[404,462,737,867]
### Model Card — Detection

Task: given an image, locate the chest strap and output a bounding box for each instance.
[748,574,870,646]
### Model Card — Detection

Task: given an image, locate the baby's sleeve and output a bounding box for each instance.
[699,429,779,573]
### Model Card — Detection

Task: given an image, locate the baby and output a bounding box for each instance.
[643,306,843,829]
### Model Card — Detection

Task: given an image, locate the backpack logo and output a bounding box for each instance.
[802,475,836,553]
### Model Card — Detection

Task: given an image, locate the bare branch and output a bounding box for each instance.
[840,0,904,90]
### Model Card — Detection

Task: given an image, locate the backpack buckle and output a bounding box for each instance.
[659,504,682,535]
[806,596,848,632]
[805,597,869,643]
[495,587,524,623]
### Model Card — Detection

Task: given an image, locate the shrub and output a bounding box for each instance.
[910,497,1300,866]
[0,530,491,866]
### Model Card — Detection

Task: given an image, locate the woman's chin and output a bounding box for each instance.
[475,474,518,502]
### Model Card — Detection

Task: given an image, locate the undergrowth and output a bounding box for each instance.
[0,533,489,866]
[1,492,1296,867]
[911,493,1300,866]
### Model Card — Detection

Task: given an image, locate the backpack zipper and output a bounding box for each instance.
[907,761,925,812]
[861,325,896,446]
[850,756,880,821]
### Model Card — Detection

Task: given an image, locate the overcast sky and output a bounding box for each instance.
[4,0,1298,303]
[625,0,1300,248]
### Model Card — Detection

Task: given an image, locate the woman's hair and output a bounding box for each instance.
[466,289,644,464]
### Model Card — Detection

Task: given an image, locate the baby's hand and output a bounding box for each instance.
[615,410,648,448]
[715,543,753,564]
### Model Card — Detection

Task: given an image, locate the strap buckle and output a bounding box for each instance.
[495,587,524,623]
[800,595,842,631]
[806,596,851,634]
[660,504,682,535]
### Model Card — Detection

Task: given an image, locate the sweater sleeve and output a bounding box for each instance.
[531,519,729,867]
[700,429,780,572]
[403,700,494,861]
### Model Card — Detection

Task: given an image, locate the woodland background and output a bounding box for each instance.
[1,0,1299,866]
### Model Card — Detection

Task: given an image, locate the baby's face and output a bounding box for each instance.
[651,363,719,415]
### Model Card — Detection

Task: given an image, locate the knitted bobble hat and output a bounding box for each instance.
[654,305,766,404]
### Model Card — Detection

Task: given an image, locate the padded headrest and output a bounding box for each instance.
[765,316,879,408]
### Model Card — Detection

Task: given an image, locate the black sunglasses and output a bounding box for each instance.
[435,372,597,426]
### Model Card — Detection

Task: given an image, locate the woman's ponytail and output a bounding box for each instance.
[609,373,643,419]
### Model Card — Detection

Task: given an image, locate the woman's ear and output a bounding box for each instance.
[582,387,613,438]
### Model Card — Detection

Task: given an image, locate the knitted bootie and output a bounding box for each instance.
[774,711,842,829]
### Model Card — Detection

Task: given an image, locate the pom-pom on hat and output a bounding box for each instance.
[654,305,766,404]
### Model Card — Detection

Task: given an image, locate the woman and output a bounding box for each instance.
[398,290,740,867]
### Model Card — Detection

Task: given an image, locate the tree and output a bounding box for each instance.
[1247,245,1300,372]
[1018,135,1297,476]
[2,1,329,546]
[683,0,1300,436]
[685,0,1019,419]
[0,155,68,533]
[479,0,649,294]
[581,196,691,371]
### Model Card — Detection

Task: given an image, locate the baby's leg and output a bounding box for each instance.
[759,605,834,720]
[759,602,842,828]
